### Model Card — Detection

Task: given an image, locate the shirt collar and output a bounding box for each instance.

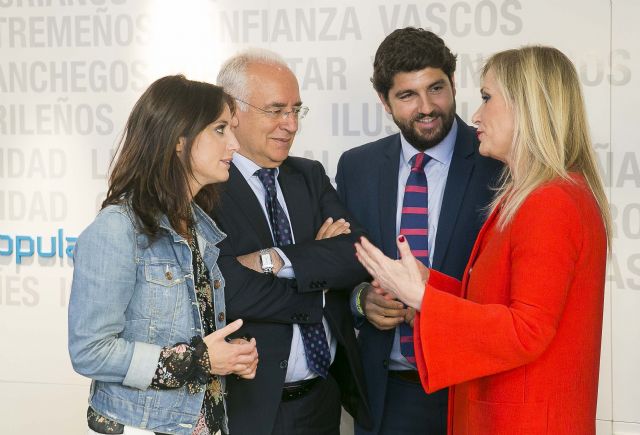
[400,118,458,166]
[232,152,280,180]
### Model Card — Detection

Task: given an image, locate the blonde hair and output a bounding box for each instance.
[483,46,611,245]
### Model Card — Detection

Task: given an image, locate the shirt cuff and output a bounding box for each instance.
[273,247,295,278]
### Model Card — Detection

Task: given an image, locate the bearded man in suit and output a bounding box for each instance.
[336,27,502,435]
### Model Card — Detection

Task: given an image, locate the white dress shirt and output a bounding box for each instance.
[232,153,337,382]
[389,119,458,370]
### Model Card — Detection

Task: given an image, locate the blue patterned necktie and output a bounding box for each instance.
[398,153,431,365]
[255,168,331,378]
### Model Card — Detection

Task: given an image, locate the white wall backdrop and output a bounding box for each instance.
[0,1,638,434]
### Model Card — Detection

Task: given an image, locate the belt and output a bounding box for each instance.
[281,377,322,401]
[388,370,421,384]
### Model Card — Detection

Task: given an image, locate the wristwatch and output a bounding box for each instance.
[259,249,274,274]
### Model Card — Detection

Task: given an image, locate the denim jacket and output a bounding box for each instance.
[68,203,228,434]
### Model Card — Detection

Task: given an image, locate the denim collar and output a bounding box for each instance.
[157,202,226,246]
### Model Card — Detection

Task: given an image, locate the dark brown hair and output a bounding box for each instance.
[372,27,457,101]
[102,74,235,238]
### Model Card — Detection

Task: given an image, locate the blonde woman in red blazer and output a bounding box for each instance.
[355,46,611,435]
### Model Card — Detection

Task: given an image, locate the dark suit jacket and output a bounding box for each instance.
[213,156,373,435]
[335,116,502,434]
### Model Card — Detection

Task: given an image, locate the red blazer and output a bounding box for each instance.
[414,174,607,435]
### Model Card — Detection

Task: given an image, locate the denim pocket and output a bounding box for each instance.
[144,262,184,287]
[140,261,192,344]
[122,318,151,343]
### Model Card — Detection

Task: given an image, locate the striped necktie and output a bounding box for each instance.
[255,168,331,378]
[398,152,431,365]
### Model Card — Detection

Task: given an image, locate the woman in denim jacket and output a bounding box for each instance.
[69,75,258,435]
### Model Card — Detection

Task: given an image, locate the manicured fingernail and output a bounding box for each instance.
[398,235,405,242]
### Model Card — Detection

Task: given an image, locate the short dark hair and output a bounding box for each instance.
[103,75,235,238]
[372,27,457,101]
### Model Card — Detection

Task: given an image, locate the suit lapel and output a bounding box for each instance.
[379,135,402,258]
[278,160,315,242]
[222,164,274,246]
[432,119,476,270]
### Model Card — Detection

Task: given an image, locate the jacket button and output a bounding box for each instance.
[304,314,310,321]
[213,279,221,289]
[165,271,173,281]
[383,359,389,369]
[217,312,225,322]
[280,360,288,369]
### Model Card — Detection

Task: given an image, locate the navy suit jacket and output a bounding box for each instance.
[213,156,373,435]
[336,116,502,434]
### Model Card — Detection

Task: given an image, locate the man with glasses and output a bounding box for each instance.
[214,48,373,435]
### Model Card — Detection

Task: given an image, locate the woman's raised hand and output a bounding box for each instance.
[355,236,427,310]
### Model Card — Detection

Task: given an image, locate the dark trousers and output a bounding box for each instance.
[271,374,341,435]
[363,375,447,435]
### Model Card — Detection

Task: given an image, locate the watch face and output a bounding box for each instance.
[260,251,273,269]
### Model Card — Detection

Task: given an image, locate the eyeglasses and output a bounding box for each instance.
[235,98,309,120]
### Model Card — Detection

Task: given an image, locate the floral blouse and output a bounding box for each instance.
[88,225,226,435]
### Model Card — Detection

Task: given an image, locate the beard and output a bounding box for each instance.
[393,102,456,151]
